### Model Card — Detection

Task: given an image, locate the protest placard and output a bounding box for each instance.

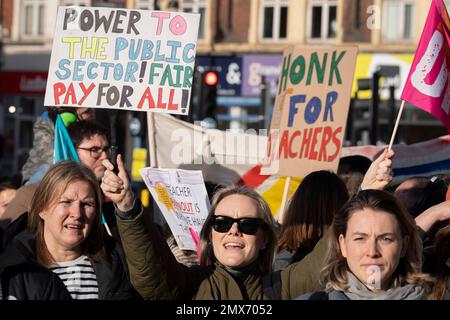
[44,6,200,115]
[262,46,358,177]
[140,167,210,251]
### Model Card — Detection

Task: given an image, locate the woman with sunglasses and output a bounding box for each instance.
[21,107,96,185]
[111,183,349,300]
[106,148,396,300]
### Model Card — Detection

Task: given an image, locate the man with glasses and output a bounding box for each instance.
[69,121,111,181]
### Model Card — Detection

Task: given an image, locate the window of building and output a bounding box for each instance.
[382,0,415,42]
[21,0,46,38]
[59,0,90,6]
[259,0,288,41]
[307,0,338,41]
[180,0,206,40]
[134,0,161,10]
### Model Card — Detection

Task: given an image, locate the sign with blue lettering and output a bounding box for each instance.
[44,6,200,115]
[262,46,358,177]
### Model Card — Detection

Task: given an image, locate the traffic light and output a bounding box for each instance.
[200,70,219,120]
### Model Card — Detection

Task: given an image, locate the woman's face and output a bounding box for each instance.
[339,208,407,291]
[40,180,97,256]
[211,194,267,269]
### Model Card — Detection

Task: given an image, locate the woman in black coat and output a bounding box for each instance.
[4,161,140,300]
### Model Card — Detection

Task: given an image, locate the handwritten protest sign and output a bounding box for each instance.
[44,6,200,115]
[262,46,357,177]
[140,167,210,250]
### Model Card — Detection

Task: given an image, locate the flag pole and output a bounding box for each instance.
[277,176,291,224]
[388,100,406,151]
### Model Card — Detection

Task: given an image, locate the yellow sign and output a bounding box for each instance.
[131,148,148,181]
[155,182,175,211]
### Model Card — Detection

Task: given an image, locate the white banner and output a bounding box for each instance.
[140,167,210,250]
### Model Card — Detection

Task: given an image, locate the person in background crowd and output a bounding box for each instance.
[21,107,95,185]
[338,155,372,197]
[274,170,349,271]
[416,200,450,299]
[395,176,448,218]
[3,161,140,300]
[298,190,434,300]
[395,176,448,248]
[0,178,20,219]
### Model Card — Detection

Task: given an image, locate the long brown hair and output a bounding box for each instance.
[198,185,276,275]
[427,224,450,299]
[28,161,104,266]
[321,189,432,291]
[277,171,349,254]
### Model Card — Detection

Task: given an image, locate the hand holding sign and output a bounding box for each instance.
[360,149,395,191]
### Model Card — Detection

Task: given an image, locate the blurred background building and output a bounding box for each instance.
[0,0,449,176]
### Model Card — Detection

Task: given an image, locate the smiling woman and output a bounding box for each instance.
[200,187,276,275]
[114,184,337,300]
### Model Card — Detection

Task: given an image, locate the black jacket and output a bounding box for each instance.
[0,228,72,300]
[3,213,141,300]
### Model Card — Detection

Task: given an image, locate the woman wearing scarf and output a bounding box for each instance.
[298,190,434,300]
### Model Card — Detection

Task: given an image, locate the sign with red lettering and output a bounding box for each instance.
[262,46,358,177]
[44,6,199,115]
[140,167,210,251]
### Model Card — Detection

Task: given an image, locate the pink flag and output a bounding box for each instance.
[189,227,201,262]
[401,0,450,132]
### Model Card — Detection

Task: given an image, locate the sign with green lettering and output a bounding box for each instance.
[44,6,200,115]
[262,46,358,177]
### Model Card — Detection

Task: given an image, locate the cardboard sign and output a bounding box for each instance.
[140,168,210,251]
[262,46,358,177]
[44,6,200,115]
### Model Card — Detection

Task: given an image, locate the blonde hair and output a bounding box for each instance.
[198,185,276,275]
[321,190,434,292]
[28,161,104,267]
[427,224,450,300]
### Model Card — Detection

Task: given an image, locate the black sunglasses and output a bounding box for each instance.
[211,215,265,235]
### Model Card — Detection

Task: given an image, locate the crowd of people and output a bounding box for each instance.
[0,106,449,300]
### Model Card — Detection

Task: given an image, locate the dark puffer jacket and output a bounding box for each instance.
[0,228,71,300]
